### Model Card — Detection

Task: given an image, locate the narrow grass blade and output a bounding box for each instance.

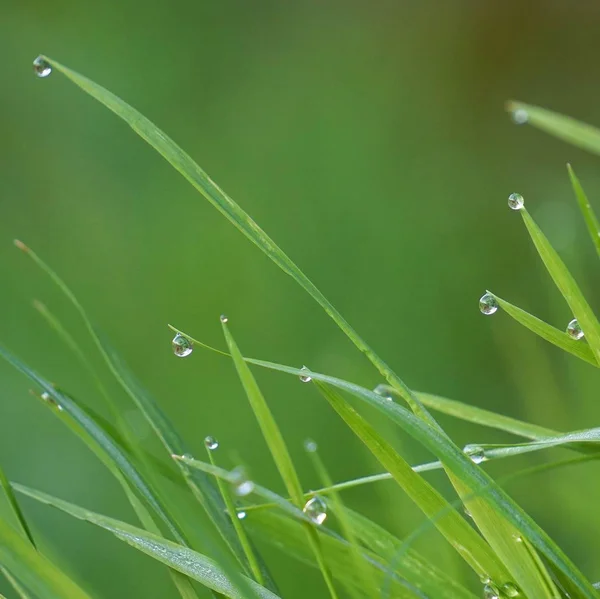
[507,101,600,156]
[519,208,600,363]
[0,515,92,599]
[16,243,272,588]
[0,464,35,547]
[567,164,600,258]
[242,362,597,597]
[40,55,442,431]
[221,322,338,599]
[1,568,32,599]
[13,484,278,599]
[248,509,477,599]
[205,446,264,585]
[487,293,598,366]
[313,381,509,583]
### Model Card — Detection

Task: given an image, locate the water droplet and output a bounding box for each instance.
[483,583,501,599]
[508,193,524,211]
[40,391,63,410]
[303,496,327,525]
[464,507,473,519]
[172,333,193,358]
[231,467,254,497]
[501,582,521,597]
[513,534,523,543]
[463,444,487,465]
[303,438,318,453]
[220,314,229,323]
[41,392,51,401]
[374,384,393,401]
[33,56,52,78]
[511,108,528,125]
[299,366,312,383]
[204,436,219,450]
[479,293,498,316]
[237,511,247,520]
[566,318,584,340]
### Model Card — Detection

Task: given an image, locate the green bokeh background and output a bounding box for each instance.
[2,2,600,597]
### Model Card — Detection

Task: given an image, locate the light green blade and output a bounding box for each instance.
[519,208,600,364]
[508,101,600,156]
[221,322,338,599]
[13,484,278,599]
[567,164,600,259]
[488,293,597,366]
[0,568,33,599]
[313,381,510,584]
[0,515,92,599]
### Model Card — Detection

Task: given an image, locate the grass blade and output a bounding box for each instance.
[313,381,509,583]
[16,243,273,589]
[519,208,600,363]
[0,464,35,548]
[13,484,278,599]
[0,514,92,599]
[507,101,600,157]
[40,55,441,431]
[221,321,338,598]
[1,568,33,599]
[488,292,598,366]
[567,164,600,259]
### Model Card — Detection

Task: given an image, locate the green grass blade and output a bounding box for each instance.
[508,101,600,156]
[0,515,92,599]
[567,164,600,258]
[242,362,597,597]
[40,55,441,431]
[0,464,35,548]
[13,484,277,599]
[248,509,477,599]
[519,208,600,363]
[488,293,598,366]
[1,568,33,599]
[313,381,509,583]
[205,446,264,584]
[17,243,272,588]
[221,322,338,599]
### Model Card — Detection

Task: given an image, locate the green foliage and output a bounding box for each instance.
[3,61,600,599]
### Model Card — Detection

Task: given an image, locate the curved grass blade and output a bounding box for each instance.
[487,293,598,366]
[1,568,32,599]
[39,55,440,431]
[16,243,273,589]
[0,464,35,548]
[13,484,277,599]
[248,509,477,599]
[313,381,509,583]
[567,164,600,259]
[0,515,92,599]
[241,361,598,597]
[507,101,600,157]
[170,324,560,440]
[519,209,600,364]
[221,322,338,599]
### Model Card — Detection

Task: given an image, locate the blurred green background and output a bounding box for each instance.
[2,1,600,597]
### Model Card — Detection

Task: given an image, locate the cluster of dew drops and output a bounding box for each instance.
[481,578,522,598]
[479,193,585,341]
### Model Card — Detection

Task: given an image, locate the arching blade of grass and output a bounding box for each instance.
[221,322,338,599]
[237,362,597,597]
[519,209,600,364]
[13,484,277,599]
[247,509,477,599]
[0,514,92,599]
[508,101,600,156]
[312,381,511,585]
[170,324,559,441]
[486,293,598,366]
[0,347,207,598]
[17,243,270,586]
[567,164,600,258]
[40,55,440,431]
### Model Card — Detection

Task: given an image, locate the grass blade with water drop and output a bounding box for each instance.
[488,293,598,366]
[567,164,600,259]
[0,514,92,599]
[519,209,600,364]
[221,321,338,599]
[12,484,278,599]
[508,101,600,157]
